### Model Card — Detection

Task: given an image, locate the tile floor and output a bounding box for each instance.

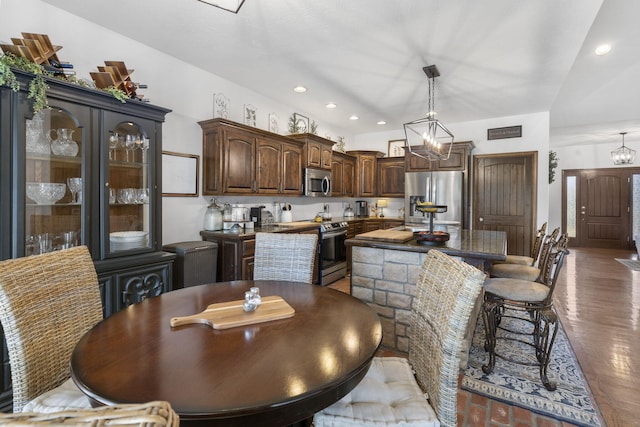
[329,278,580,427]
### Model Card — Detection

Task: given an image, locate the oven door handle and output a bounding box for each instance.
[322,229,347,239]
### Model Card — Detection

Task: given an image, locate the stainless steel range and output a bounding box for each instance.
[318,221,348,286]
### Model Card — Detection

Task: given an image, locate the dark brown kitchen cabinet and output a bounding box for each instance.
[289,133,333,170]
[331,151,356,197]
[348,150,384,197]
[223,129,256,193]
[0,69,174,412]
[377,157,405,197]
[363,219,383,232]
[404,141,474,172]
[200,119,304,196]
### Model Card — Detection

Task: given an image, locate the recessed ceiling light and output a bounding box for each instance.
[293,86,307,93]
[326,102,337,109]
[349,115,359,121]
[595,44,611,56]
[377,120,387,125]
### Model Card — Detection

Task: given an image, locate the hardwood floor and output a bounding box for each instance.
[330,247,640,427]
[554,247,640,427]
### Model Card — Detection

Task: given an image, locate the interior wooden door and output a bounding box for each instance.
[568,169,631,249]
[473,152,537,256]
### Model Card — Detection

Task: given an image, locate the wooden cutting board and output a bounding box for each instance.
[170,296,294,330]
[354,229,414,242]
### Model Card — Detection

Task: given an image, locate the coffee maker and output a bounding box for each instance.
[355,200,369,218]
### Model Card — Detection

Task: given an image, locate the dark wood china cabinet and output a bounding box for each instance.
[0,69,175,411]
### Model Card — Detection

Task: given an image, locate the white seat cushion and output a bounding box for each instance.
[313,357,440,427]
[484,277,550,302]
[22,378,92,413]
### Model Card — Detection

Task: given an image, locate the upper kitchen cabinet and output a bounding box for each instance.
[404,141,475,172]
[347,150,384,198]
[288,133,333,170]
[200,118,304,196]
[331,151,355,197]
[377,157,405,197]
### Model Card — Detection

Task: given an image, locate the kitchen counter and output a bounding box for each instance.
[348,228,506,354]
[347,228,507,263]
[200,222,320,240]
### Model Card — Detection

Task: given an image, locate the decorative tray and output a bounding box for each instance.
[414,231,450,246]
[170,295,294,330]
[415,204,448,214]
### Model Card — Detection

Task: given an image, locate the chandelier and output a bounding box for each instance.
[197,0,245,13]
[403,65,454,161]
[611,132,635,165]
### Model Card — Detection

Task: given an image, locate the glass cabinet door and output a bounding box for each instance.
[104,114,155,257]
[23,104,88,257]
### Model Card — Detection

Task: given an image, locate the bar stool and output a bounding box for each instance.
[494,222,547,266]
[482,233,569,391]
[490,227,559,281]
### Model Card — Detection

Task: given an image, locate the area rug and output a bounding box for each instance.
[462,312,602,427]
[615,258,640,271]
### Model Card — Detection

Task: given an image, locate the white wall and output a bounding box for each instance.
[355,112,551,228]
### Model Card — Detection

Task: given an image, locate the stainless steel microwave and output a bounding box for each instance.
[304,168,331,197]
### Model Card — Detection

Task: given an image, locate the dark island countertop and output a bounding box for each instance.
[347,228,507,263]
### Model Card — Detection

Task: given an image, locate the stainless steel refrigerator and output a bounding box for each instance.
[404,171,464,234]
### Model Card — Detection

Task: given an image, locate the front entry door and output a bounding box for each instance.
[563,168,632,249]
[473,152,537,256]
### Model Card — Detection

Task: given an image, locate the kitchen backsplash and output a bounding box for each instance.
[203,196,405,223]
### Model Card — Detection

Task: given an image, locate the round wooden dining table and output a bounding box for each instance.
[71,280,382,426]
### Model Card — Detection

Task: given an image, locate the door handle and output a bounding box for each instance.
[479,217,484,222]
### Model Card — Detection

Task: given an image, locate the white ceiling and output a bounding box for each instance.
[42,0,640,148]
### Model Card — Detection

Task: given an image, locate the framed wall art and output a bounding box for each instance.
[268,113,279,133]
[293,113,309,133]
[244,104,257,127]
[388,139,406,157]
[213,93,230,118]
[162,151,199,197]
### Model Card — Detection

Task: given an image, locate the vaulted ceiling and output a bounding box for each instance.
[42,0,640,147]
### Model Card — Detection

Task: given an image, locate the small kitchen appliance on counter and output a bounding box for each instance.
[355,200,368,218]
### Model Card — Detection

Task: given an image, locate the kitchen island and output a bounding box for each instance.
[347,229,506,356]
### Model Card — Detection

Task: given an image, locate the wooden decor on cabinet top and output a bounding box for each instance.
[1,32,62,66]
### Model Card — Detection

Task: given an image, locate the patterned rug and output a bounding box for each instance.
[462,311,602,427]
[615,258,640,271]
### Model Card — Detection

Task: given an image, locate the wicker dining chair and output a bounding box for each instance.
[0,246,103,413]
[0,400,179,426]
[490,227,559,281]
[314,250,486,427]
[482,233,569,391]
[253,232,318,284]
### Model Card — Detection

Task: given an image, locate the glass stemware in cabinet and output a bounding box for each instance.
[109,132,120,161]
[125,134,137,162]
[67,177,82,204]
